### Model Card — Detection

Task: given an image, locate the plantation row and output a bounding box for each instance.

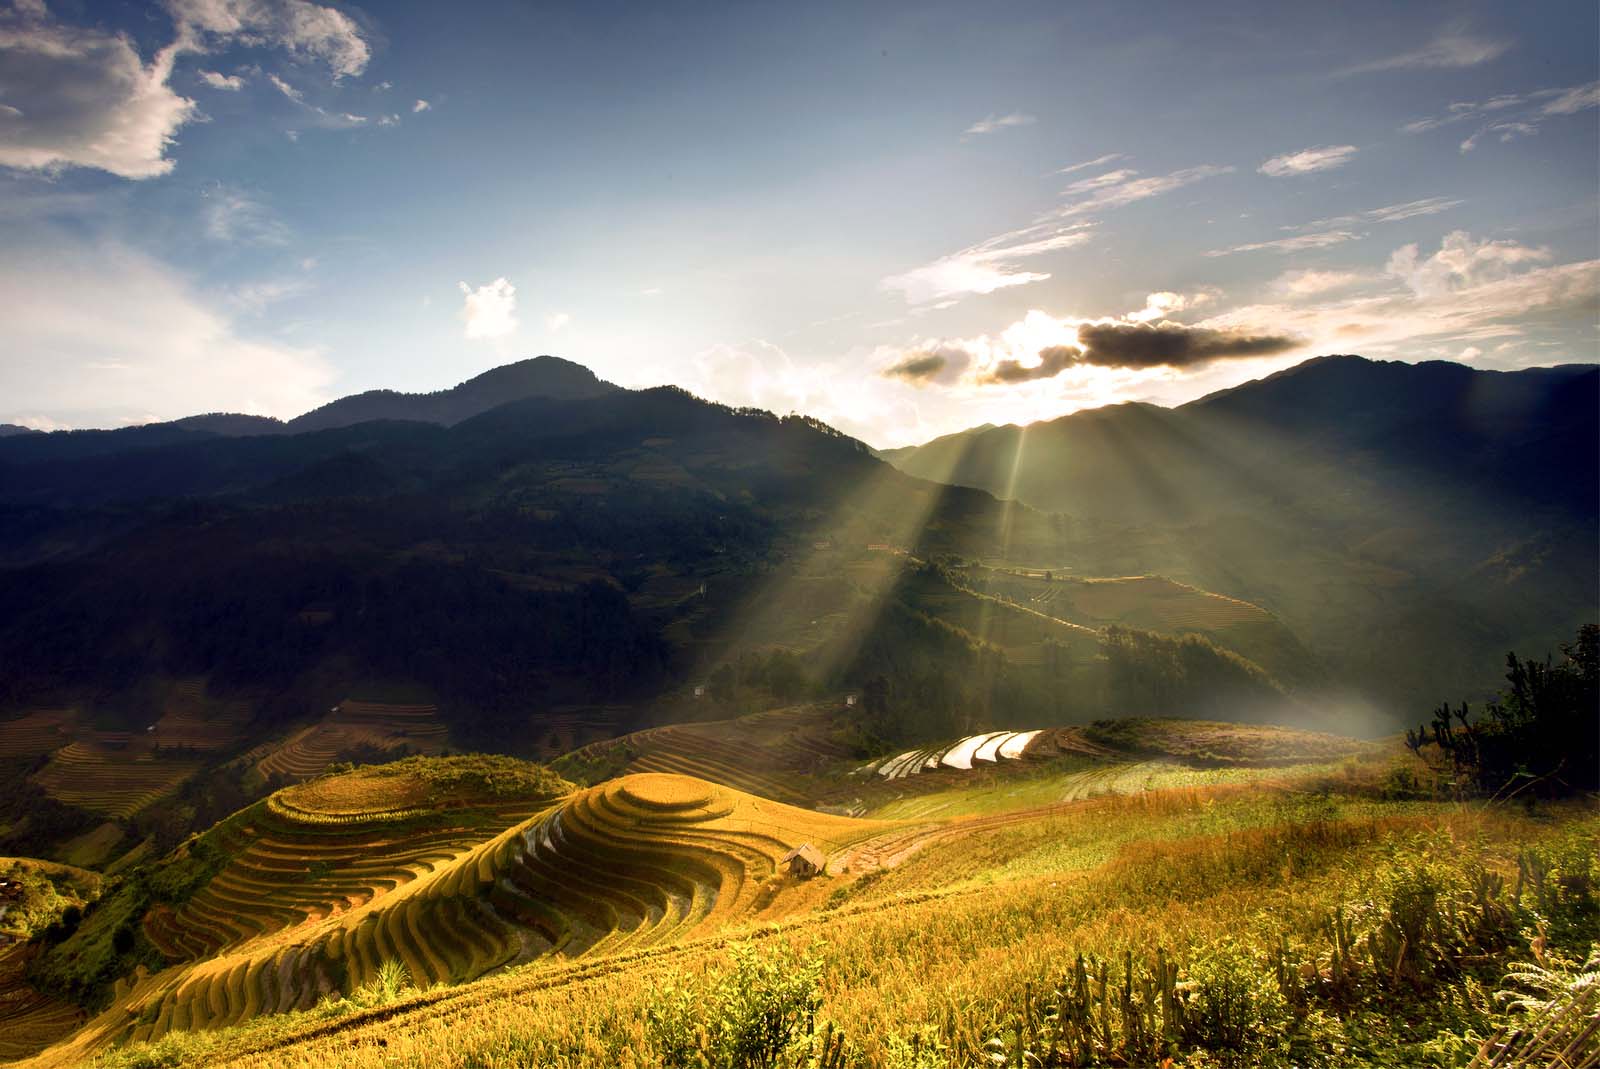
[116,775,884,1045]
[528,713,617,761]
[31,744,200,818]
[143,798,543,964]
[563,704,856,802]
[0,944,83,1062]
[150,694,250,752]
[0,709,74,759]
[254,703,450,782]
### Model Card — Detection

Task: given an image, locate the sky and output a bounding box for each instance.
[1,0,1596,447]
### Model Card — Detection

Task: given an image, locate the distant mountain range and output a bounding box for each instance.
[885,355,1597,527]
[886,355,1598,715]
[0,356,614,463]
[0,353,1593,741]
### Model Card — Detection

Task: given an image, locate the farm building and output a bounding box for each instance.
[780,842,825,878]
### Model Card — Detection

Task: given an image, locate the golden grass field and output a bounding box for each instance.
[23,750,1590,1069]
[0,728,1592,1069]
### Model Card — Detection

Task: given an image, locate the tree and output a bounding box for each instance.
[1408,624,1599,797]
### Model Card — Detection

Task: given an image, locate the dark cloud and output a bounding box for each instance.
[883,345,972,385]
[1075,322,1301,368]
[980,345,1081,383]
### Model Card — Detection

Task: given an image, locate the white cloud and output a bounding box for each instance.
[268,72,368,128]
[201,185,288,244]
[1055,152,1126,175]
[168,0,371,79]
[459,277,517,340]
[1344,30,1510,74]
[0,234,333,426]
[882,163,1229,304]
[1540,80,1600,115]
[1290,196,1464,232]
[1258,144,1358,177]
[412,98,430,113]
[1385,230,1551,297]
[879,223,1092,304]
[0,0,373,180]
[1209,232,1596,359]
[546,312,571,332]
[1271,269,1364,298]
[1403,80,1598,151]
[1062,167,1139,194]
[1207,230,1359,257]
[197,69,244,90]
[226,275,310,312]
[1052,164,1232,219]
[0,7,195,178]
[377,113,398,126]
[1127,290,1208,322]
[267,72,303,100]
[964,112,1035,136]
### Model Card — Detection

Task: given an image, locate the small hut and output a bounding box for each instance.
[780,843,825,879]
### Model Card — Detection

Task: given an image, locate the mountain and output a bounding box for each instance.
[0,356,618,466]
[0,353,1592,875]
[884,355,1600,714]
[885,355,1598,526]
[286,354,617,432]
[0,423,39,438]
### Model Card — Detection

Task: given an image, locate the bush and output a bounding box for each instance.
[1179,941,1292,1065]
[646,943,822,1069]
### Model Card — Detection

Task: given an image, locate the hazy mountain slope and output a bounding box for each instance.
[884,356,1598,527]
[882,356,1599,715]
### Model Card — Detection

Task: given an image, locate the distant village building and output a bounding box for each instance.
[693,684,706,699]
[780,842,825,879]
[844,694,857,707]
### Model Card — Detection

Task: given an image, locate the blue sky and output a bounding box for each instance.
[1,0,1596,445]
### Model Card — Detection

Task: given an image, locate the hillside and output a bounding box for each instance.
[883,356,1599,712]
[0,354,1588,875]
[5,734,1592,1069]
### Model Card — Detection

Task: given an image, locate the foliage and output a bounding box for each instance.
[0,858,100,939]
[1099,626,1289,721]
[1407,624,1600,796]
[645,943,823,1068]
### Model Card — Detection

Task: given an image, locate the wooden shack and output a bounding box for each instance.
[780,842,825,879]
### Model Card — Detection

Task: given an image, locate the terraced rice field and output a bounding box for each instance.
[528,712,619,761]
[143,785,545,965]
[255,702,450,781]
[111,774,888,1048]
[0,945,83,1061]
[1057,576,1269,631]
[561,704,853,802]
[867,759,1197,820]
[31,743,200,819]
[0,709,74,759]
[151,680,250,751]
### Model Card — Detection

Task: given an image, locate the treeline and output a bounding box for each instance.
[1406,623,1598,797]
[1099,626,1290,720]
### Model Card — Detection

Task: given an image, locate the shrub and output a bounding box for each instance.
[645,943,823,1069]
[1179,941,1292,1065]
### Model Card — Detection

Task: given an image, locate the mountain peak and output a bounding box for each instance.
[286,355,618,434]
